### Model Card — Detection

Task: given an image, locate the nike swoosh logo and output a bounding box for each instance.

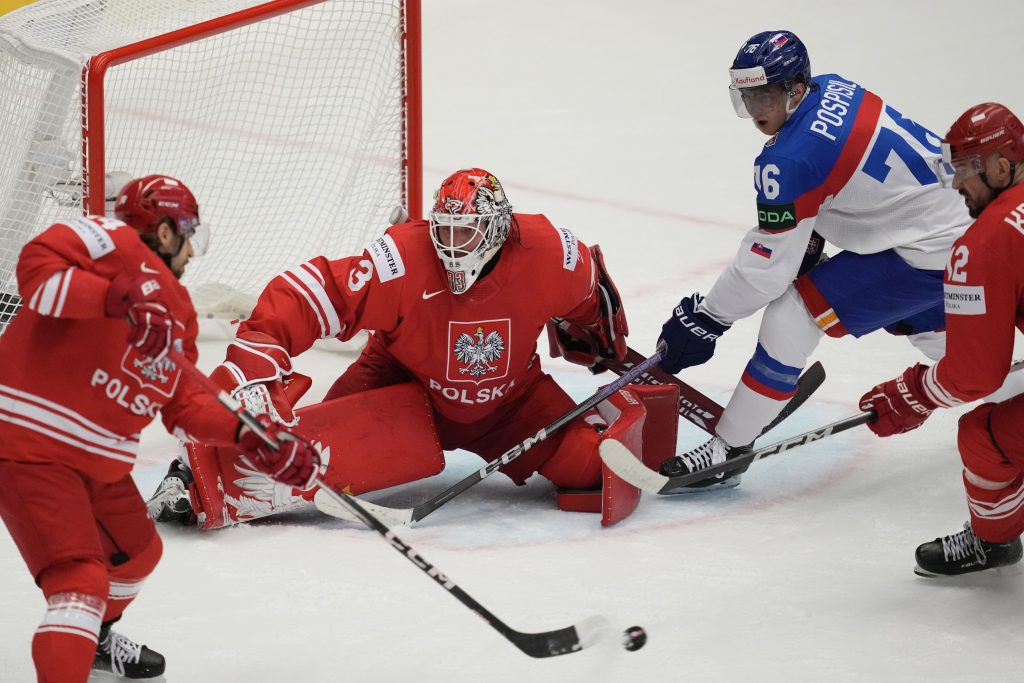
[422,289,446,300]
[141,263,160,274]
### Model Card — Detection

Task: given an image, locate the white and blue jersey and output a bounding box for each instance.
[702,73,970,328]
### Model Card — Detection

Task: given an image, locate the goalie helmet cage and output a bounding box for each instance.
[0,0,422,328]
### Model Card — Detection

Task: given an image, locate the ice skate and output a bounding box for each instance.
[92,622,166,679]
[658,435,750,492]
[146,459,196,525]
[914,522,1023,577]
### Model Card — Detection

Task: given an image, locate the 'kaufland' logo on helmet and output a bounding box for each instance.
[447,320,510,384]
[730,67,767,88]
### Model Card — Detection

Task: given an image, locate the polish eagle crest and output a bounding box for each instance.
[454,326,505,377]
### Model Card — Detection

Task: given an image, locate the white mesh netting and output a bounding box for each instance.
[0,0,413,328]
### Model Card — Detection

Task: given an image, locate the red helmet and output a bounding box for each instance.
[115,174,201,237]
[944,102,1024,166]
[429,168,513,294]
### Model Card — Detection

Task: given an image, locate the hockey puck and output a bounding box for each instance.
[621,625,647,651]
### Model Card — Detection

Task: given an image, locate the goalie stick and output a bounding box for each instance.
[166,344,611,658]
[315,348,667,527]
[599,411,875,495]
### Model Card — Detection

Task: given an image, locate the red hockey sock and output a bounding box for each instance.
[33,596,104,682]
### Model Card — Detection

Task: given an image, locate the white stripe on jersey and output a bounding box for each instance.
[0,384,139,463]
[921,364,963,408]
[62,217,116,260]
[28,269,74,316]
[281,262,342,338]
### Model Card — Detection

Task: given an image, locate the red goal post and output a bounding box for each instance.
[0,0,421,328]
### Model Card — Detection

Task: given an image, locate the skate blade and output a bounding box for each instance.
[662,474,743,495]
[913,562,1024,579]
[89,671,167,683]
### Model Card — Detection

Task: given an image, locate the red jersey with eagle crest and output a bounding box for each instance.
[237,214,604,423]
[0,216,239,482]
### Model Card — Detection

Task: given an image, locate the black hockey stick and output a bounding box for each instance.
[167,344,611,658]
[315,349,666,527]
[599,411,875,495]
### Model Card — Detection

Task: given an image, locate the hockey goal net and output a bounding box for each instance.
[0,0,421,328]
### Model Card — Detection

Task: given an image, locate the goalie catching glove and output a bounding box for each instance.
[236,414,320,490]
[547,245,628,373]
[859,363,936,437]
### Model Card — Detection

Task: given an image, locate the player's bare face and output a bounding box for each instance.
[162,236,194,279]
[953,174,995,219]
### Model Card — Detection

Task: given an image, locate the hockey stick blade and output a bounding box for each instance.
[312,490,413,526]
[756,361,825,440]
[316,349,665,526]
[601,411,875,495]
[594,360,824,495]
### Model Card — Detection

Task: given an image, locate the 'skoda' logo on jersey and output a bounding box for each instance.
[757,202,797,232]
[447,319,510,384]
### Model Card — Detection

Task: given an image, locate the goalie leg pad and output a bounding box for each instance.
[553,384,679,526]
[186,383,443,529]
[541,411,606,491]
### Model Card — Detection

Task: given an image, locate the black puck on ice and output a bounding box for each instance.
[621,625,647,651]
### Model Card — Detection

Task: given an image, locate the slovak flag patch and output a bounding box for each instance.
[750,242,773,259]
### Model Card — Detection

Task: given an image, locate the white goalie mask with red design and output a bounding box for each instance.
[429,168,513,294]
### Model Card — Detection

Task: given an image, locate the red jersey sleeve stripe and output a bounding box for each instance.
[922,364,963,408]
[28,270,70,317]
[282,262,341,338]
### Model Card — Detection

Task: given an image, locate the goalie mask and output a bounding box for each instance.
[429,168,513,294]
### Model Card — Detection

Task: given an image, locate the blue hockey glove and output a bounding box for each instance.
[658,293,730,374]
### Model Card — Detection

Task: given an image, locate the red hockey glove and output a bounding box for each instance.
[859,363,937,437]
[237,415,320,490]
[105,272,174,360]
[547,245,628,374]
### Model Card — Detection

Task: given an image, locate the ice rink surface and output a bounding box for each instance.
[3,1,1024,681]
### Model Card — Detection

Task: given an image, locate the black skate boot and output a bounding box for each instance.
[93,621,166,679]
[146,458,196,525]
[659,436,751,492]
[914,522,1023,577]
